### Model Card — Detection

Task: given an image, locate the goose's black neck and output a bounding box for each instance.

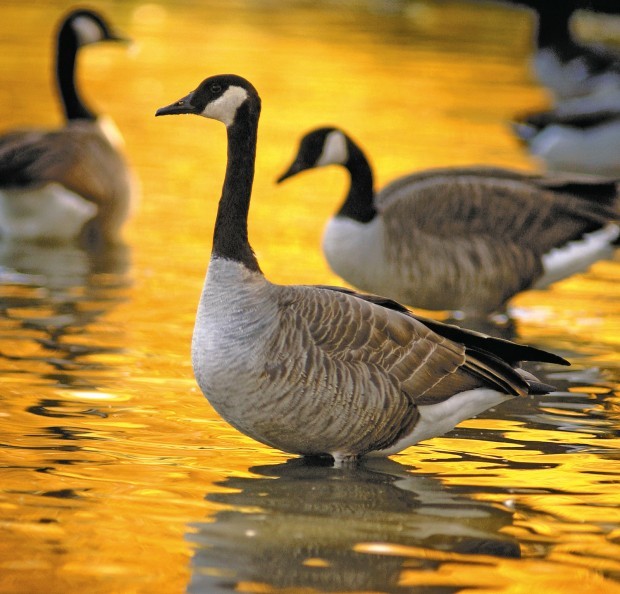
[212,100,261,272]
[337,139,377,224]
[57,26,96,121]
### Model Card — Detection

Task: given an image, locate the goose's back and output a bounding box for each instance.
[372,167,617,310]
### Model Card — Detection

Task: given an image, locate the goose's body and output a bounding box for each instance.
[277,128,619,315]
[156,74,569,462]
[0,9,134,246]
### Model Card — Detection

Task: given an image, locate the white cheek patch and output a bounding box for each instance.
[201,86,249,127]
[316,130,348,166]
[72,16,104,46]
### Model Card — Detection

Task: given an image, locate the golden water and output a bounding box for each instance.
[0,1,619,593]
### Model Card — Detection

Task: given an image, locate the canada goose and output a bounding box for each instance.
[277,127,619,315]
[513,108,620,176]
[0,9,135,247]
[155,74,569,463]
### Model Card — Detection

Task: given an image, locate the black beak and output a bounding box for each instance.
[155,92,196,117]
[276,159,309,183]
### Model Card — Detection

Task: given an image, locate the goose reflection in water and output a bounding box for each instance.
[0,237,131,290]
[0,239,132,490]
[188,457,519,594]
[0,238,131,378]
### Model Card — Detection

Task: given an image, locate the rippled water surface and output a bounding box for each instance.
[1,1,619,593]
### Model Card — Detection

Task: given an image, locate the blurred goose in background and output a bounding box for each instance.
[528,2,620,113]
[512,106,620,176]
[277,127,620,316]
[510,2,620,175]
[155,74,569,463]
[0,9,135,247]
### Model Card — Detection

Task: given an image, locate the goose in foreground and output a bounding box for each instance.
[155,74,570,463]
[0,9,135,247]
[277,127,619,315]
[512,107,620,176]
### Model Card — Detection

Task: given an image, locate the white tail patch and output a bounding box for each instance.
[202,86,249,127]
[316,130,348,167]
[537,223,619,288]
[373,388,513,456]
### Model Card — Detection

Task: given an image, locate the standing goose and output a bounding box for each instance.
[277,127,619,315]
[0,9,135,246]
[155,74,569,463]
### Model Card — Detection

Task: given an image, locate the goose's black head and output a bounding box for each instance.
[155,74,260,127]
[60,9,129,48]
[277,127,349,183]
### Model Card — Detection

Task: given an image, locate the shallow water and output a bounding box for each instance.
[0,1,619,593]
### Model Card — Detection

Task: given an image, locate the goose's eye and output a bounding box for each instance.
[210,84,222,94]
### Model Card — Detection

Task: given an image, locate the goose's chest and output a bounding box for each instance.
[191,260,277,399]
[322,216,387,289]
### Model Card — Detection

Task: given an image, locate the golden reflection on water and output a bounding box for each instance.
[0,1,619,593]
